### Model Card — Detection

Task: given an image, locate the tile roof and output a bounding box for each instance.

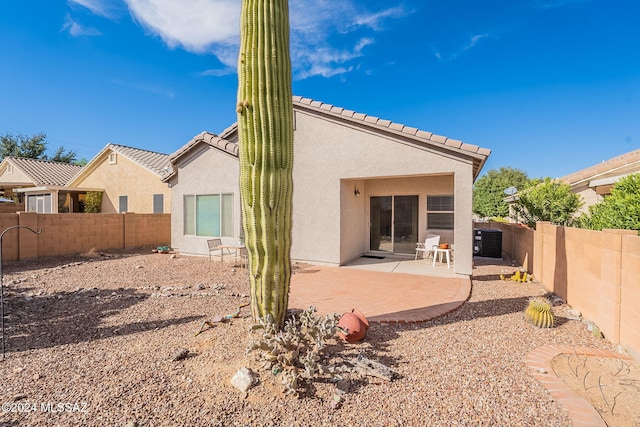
[291,96,490,178]
[5,157,83,186]
[168,132,238,162]
[560,148,640,186]
[108,144,172,177]
[166,96,491,180]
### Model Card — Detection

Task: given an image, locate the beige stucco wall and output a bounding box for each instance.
[0,165,32,186]
[168,144,242,255]
[339,176,455,262]
[73,151,171,214]
[573,186,603,216]
[170,111,479,275]
[292,110,476,274]
[0,164,33,198]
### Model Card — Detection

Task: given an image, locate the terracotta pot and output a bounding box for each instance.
[338,309,369,343]
[439,243,449,249]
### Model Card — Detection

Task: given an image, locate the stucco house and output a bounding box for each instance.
[560,148,640,215]
[66,144,173,213]
[164,96,491,275]
[0,157,83,213]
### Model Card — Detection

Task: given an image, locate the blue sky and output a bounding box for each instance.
[1,0,638,179]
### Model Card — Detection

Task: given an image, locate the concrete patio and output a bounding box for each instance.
[289,255,471,323]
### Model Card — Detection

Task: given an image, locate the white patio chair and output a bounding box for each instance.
[207,238,222,261]
[415,234,440,260]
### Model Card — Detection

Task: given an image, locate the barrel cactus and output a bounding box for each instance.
[237,0,294,326]
[525,297,555,328]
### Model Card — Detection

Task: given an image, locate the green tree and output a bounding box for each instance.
[0,132,78,164]
[49,146,79,164]
[512,177,582,228]
[579,173,640,232]
[0,133,47,159]
[472,167,530,218]
[237,0,294,326]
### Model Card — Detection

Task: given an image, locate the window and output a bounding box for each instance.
[153,194,164,214]
[427,195,454,229]
[7,164,13,174]
[119,195,128,213]
[109,153,117,164]
[184,194,233,237]
[27,194,52,213]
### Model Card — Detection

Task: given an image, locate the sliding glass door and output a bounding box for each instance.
[370,195,418,254]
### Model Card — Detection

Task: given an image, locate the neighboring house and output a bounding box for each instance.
[559,148,640,215]
[66,144,173,213]
[0,157,82,213]
[164,96,491,275]
[504,148,640,221]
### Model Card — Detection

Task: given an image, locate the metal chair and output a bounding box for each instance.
[415,234,440,260]
[207,238,223,262]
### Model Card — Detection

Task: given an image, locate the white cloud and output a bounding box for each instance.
[67,0,117,18]
[76,0,409,80]
[124,0,240,52]
[61,14,102,36]
[463,33,489,51]
[433,33,491,62]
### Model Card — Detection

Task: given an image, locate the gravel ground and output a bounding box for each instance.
[0,249,618,426]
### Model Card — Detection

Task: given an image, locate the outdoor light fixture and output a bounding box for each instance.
[354,187,361,197]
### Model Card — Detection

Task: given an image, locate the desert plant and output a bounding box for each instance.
[84,191,103,213]
[525,297,555,328]
[500,269,534,283]
[511,177,582,228]
[247,306,348,395]
[237,0,294,327]
[578,173,640,233]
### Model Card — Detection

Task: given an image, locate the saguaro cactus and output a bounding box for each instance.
[237,0,294,327]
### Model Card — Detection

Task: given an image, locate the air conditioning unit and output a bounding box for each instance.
[473,229,502,258]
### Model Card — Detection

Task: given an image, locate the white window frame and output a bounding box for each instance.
[183,193,233,237]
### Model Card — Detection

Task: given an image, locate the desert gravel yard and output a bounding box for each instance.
[0,249,624,426]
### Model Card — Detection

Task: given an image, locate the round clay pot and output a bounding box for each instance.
[439,243,449,249]
[338,309,369,343]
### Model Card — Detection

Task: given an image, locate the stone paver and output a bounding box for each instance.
[525,345,633,427]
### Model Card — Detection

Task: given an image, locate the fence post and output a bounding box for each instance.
[123,212,136,249]
[17,212,38,260]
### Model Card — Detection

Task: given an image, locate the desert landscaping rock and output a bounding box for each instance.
[0,249,630,426]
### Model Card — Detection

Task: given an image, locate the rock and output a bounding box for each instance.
[230,367,254,394]
[172,348,190,361]
[567,308,581,319]
[125,421,138,427]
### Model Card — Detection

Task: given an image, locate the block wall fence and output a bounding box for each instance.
[474,221,640,360]
[0,212,171,262]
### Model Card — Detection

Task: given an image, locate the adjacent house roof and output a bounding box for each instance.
[68,143,173,185]
[166,132,239,175]
[164,96,491,181]
[560,148,640,188]
[0,157,83,186]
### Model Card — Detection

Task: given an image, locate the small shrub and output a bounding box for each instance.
[246,306,348,395]
[84,191,103,213]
